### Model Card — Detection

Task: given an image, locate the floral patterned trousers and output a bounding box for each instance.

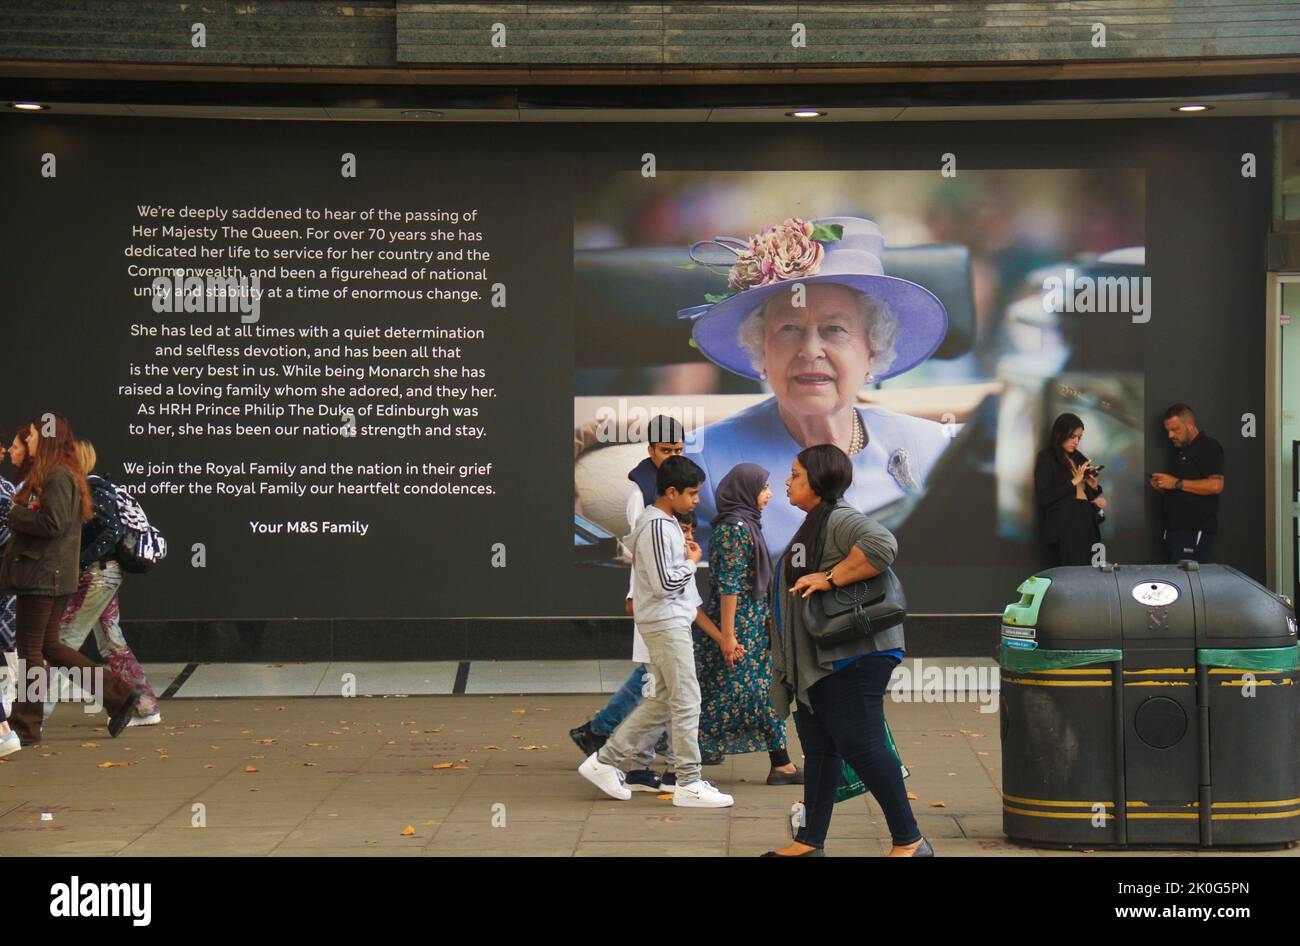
[57,561,159,717]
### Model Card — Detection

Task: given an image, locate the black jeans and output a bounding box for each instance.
[793,654,921,849]
[1165,528,1215,564]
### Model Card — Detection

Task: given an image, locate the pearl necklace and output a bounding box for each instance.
[848,410,865,455]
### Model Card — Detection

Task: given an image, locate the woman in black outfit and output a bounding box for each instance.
[1034,413,1106,566]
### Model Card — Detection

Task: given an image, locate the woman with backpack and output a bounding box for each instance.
[1,416,140,744]
[52,440,160,726]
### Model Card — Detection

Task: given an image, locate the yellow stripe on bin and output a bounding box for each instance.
[1217,678,1293,686]
[1209,798,1300,808]
[1002,794,1112,808]
[1001,677,1112,687]
[1123,668,1195,675]
[1006,807,1300,821]
[1123,680,1191,686]
[1211,810,1300,820]
[1003,805,1112,820]
[1208,668,1293,675]
[1007,795,1300,810]
[1025,669,1113,675]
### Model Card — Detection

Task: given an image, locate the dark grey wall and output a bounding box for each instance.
[0,114,1273,657]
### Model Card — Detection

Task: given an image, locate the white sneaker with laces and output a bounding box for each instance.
[579,752,631,800]
[127,713,162,727]
[673,779,734,808]
[0,730,20,759]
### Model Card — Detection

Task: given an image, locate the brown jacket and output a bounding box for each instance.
[0,465,82,596]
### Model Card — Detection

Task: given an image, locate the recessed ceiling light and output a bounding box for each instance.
[787,110,825,118]
[11,102,44,111]
[401,109,444,118]
[1174,104,1213,113]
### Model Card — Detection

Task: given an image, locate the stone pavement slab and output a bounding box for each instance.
[0,693,1293,857]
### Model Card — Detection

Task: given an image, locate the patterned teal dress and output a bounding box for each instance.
[694,521,787,754]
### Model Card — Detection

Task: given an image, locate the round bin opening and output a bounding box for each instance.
[1134,696,1188,749]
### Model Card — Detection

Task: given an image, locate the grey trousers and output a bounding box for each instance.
[597,620,701,785]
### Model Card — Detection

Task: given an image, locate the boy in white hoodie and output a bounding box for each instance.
[578,456,734,808]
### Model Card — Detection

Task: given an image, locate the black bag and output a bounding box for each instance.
[800,568,907,647]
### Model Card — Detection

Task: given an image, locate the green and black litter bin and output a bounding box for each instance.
[999,562,1300,849]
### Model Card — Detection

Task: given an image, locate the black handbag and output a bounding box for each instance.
[800,568,907,646]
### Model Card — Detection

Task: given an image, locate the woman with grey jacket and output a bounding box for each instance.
[764,443,931,857]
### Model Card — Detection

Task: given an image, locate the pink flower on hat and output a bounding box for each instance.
[728,217,825,293]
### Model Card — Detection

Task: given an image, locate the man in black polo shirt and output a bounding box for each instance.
[1150,403,1225,563]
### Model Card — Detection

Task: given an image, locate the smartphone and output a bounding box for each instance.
[1090,465,1105,474]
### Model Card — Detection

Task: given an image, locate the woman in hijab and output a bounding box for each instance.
[694,463,801,785]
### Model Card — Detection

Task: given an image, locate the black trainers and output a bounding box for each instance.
[659,771,677,788]
[625,768,662,792]
[766,765,804,785]
[569,721,607,757]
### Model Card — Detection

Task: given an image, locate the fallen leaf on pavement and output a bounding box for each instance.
[97,762,130,768]
[907,792,918,800]
[80,742,100,749]
[254,738,277,745]
[431,763,455,769]
[244,766,258,773]
[400,825,415,836]
[930,801,946,808]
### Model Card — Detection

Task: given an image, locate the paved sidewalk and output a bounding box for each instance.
[0,694,1294,857]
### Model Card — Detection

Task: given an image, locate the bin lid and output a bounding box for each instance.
[1196,565,1297,649]
[1001,566,1123,650]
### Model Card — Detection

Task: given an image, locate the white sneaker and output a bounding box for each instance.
[579,752,631,800]
[673,779,734,808]
[0,730,20,759]
[127,713,161,727]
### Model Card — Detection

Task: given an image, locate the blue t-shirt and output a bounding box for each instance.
[831,649,904,672]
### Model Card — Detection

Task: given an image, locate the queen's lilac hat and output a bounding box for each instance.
[677,216,948,382]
